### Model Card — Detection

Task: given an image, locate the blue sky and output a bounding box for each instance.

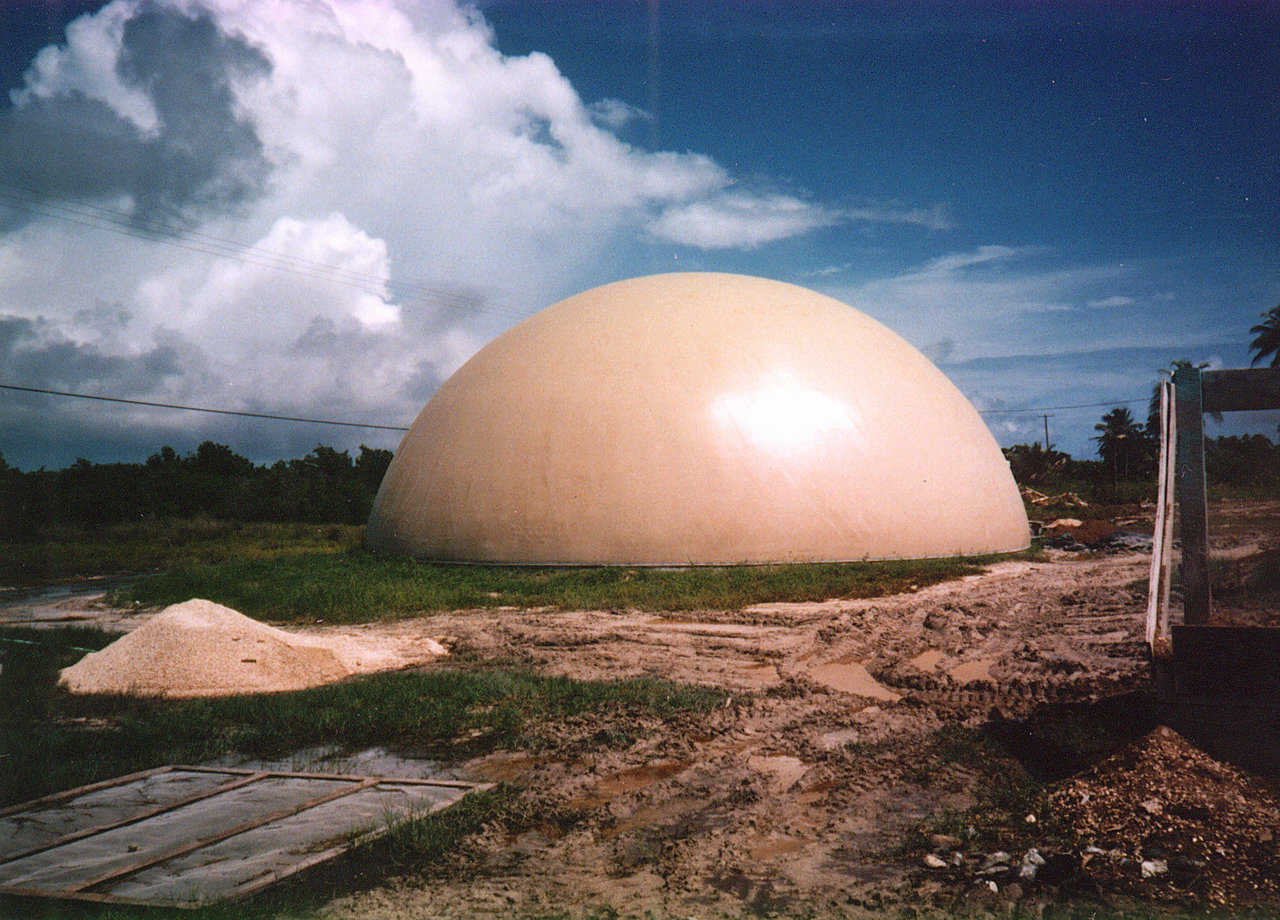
[1,0,1277,469]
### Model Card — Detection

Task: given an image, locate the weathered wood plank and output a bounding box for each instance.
[0,768,492,910]
[64,778,380,894]
[1202,367,1280,412]
[1146,378,1177,653]
[1174,364,1210,625]
[0,766,176,820]
[0,772,268,867]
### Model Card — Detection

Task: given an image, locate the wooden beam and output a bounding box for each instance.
[1174,364,1211,625]
[1202,367,1280,412]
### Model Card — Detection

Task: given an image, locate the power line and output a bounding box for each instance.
[3,380,1149,430]
[977,398,1148,416]
[0,384,410,431]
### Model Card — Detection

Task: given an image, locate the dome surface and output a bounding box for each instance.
[367,272,1028,564]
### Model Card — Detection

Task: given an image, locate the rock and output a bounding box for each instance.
[923,611,948,630]
[1139,798,1163,815]
[1169,855,1207,880]
[930,833,962,850]
[923,853,948,869]
[1001,882,1023,901]
[979,851,1012,871]
[1140,858,1168,878]
[1019,847,1046,879]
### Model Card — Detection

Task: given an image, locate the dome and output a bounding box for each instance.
[367,272,1028,564]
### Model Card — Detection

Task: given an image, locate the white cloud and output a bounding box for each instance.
[0,0,955,465]
[823,245,1129,362]
[650,192,839,249]
[651,195,953,251]
[843,203,953,231]
[1087,295,1136,308]
[587,98,652,130]
[13,2,160,133]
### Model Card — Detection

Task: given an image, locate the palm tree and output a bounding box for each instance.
[1094,406,1144,483]
[1249,305,1280,367]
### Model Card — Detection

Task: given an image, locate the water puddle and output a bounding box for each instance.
[807,662,901,701]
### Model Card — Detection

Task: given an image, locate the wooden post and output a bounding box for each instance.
[1174,364,1210,624]
[1146,379,1174,650]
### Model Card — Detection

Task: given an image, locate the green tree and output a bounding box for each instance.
[1094,407,1145,483]
[1249,305,1280,367]
[1001,442,1069,485]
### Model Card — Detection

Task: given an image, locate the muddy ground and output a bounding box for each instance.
[4,502,1279,918]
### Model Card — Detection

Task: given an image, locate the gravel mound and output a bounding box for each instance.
[58,599,394,697]
[1048,725,1280,906]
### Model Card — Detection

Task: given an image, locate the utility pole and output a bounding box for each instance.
[1042,413,1053,451]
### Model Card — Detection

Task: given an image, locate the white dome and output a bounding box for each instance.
[367,273,1028,564]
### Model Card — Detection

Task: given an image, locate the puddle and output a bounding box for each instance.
[566,760,692,812]
[807,662,901,702]
[909,649,945,672]
[948,660,993,685]
[746,834,809,860]
[472,751,558,782]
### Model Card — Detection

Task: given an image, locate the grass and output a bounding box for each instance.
[2,519,362,586]
[0,626,724,809]
[107,547,1037,623]
[0,626,722,918]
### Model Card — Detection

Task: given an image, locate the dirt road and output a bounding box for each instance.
[7,503,1277,917]
[318,548,1167,919]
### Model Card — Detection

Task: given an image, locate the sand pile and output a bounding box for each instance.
[58,599,445,697]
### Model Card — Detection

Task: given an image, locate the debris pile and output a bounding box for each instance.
[919,726,1280,907]
[1048,725,1280,905]
[1020,487,1089,508]
[58,599,445,697]
[1033,516,1154,553]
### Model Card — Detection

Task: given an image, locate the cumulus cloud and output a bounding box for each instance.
[2,4,271,226]
[0,0,952,466]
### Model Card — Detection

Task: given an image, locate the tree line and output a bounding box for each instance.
[1003,411,1280,498]
[0,442,392,538]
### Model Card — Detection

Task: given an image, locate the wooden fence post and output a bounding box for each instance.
[1173,364,1210,624]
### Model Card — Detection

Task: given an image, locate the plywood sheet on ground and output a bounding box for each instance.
[0,765,488,909]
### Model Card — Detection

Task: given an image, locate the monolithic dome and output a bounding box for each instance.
[366,272,1028,564]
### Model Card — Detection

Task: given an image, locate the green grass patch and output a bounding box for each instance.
[2,519,362,586]
[110,547,1036,622]
[0,626,723,809]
